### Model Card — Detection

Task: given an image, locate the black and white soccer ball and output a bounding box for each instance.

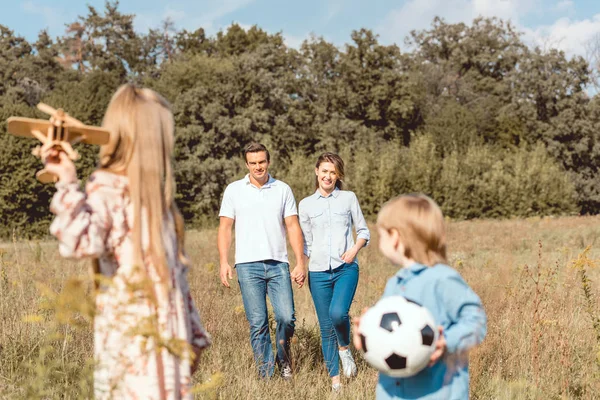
[358,295,438,378]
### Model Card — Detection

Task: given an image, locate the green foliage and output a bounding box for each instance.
[0,4,594,237]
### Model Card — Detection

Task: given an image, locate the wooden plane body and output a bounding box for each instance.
[5,103,110,183]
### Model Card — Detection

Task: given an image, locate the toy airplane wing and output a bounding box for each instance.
[7,117,110,145]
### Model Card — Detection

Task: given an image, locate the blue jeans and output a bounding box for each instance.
[236,260,296,378]
[308,262,359,377]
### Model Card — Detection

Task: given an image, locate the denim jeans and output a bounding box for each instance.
[308,262,359,377]
[236,260,296,378]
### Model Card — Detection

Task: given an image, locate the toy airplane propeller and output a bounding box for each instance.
[7,103,110,183]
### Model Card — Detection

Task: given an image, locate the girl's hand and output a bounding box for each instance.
[191,344,203,375]
[42,148,77,183]
[341,246,359,264]
[428,326,446,366]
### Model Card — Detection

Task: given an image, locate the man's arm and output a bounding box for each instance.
[218,216,234,288]
[285,215,306,288]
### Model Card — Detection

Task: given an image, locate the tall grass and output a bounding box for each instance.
[1,216,599,399]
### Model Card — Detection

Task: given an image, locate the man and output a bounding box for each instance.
[218,143,306,380]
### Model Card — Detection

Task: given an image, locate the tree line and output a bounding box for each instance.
[1,1,597,238]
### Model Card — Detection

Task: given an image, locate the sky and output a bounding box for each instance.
[1,0,600,59]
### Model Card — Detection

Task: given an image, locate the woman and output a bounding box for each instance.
[298,152,370,392]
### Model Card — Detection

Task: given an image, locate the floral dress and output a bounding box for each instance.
[50,170,211,400]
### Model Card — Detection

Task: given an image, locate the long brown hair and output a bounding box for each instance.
[377,194,447,267]
[315,152,345,190]
[99,83,188,292]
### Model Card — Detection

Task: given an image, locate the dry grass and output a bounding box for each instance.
[1,216,600,399]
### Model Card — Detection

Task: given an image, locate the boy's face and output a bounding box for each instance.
[378,227,407,266]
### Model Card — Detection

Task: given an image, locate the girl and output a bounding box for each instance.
[353,194,486,400]
[44,84,211,400]
[298,152,370,392]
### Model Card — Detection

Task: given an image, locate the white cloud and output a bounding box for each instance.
[283,33,308,49]
[377,0,597,60]
[21,0,67,35]
[554,0,574,12]
[523,15,600,58]
[135,0,255,33]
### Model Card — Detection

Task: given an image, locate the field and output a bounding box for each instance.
[1,216,600,399]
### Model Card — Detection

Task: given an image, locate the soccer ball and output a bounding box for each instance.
[358,295,438,378]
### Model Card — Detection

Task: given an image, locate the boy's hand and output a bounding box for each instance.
[352,307,369,350]
[42,148,77,183]
[428,326,446,366]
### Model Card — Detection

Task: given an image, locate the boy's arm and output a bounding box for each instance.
[438,275,487,354]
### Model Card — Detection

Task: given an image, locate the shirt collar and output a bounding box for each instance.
[314,187,340,199]
[244,174,276,188]
[395,262,428,280]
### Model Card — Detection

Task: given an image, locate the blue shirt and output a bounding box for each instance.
[377,263,487,400]
[298,188,370,272]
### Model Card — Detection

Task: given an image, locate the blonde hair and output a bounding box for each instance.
[99,83,187,290]
[377,194,447,267]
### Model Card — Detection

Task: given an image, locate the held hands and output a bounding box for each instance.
[353,310,447,367]
[290,264,306,288]
[41,148,77,183]
[219,263,234,288]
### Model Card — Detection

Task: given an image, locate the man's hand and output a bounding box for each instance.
[428,326,447,366]
[340,245,359,264]
[220,263,233,288]
[290,265,306,288]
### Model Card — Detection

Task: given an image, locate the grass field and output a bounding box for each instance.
[1,216,600,399]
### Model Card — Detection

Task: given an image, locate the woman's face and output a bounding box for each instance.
[315,161,338,192]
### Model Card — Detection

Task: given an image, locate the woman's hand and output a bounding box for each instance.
[341,245,359,264]
[428,326,446,366]
[42,148,77,183]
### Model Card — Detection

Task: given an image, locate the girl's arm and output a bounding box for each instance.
[181,267,211,350]
[438,274,487,355]
[49,181,112,259]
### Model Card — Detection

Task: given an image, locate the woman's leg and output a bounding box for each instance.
[329,262,359,349]
[308,270,339,378]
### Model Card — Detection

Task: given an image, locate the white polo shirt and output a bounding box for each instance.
[219,174,298,265]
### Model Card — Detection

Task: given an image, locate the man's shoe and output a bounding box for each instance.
[332,382,342,393]
[339,349,357,378]
[281,364,293,381]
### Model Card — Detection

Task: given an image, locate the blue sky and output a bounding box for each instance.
[2,0,600,57]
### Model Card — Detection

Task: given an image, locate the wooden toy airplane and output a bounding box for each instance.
[7,103,110,183]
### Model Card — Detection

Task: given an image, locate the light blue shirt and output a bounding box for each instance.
[298,188,370,272]
[219,174,297,265]
[376,263,487,400]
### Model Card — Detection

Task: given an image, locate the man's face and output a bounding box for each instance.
[245,151,270,182]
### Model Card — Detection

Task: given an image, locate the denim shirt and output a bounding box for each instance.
[298,188,370,272]
[377,263,487,400]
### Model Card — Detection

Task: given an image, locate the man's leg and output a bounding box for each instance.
[265,260,296,372]
[237,261,275,378]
